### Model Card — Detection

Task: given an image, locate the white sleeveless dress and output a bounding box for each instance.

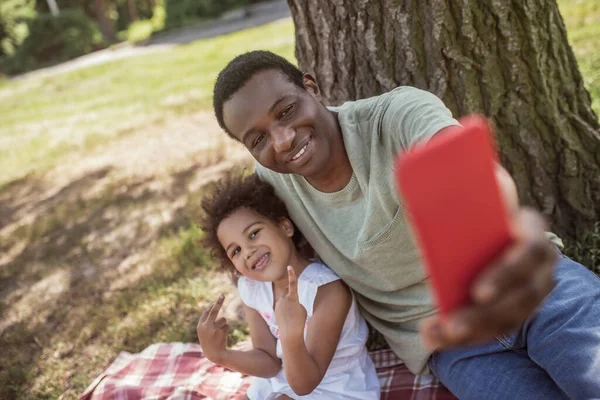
[238,261,380,399]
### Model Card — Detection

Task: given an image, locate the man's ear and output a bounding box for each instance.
[303,73,321,100]
[279,218,295,238]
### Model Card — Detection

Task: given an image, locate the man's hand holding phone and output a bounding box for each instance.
[421,208,556,349]
[395,116,557,350]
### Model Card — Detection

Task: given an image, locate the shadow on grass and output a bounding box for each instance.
[0,153,250,399]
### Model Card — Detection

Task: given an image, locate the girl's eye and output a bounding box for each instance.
[280,104,295,119]
[231,247,240,257]
[253,133,266,148]
[249,229,260,239]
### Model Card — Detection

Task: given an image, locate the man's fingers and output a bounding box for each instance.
[286,266,298,300]
[472,209,555,303]
[424,282,541,349]
[207,294,225,321]
[516,207,549,239]
[420,316,444,351]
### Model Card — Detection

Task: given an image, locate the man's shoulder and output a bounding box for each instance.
[333,86,441,130]
[254,162,284,184]
[254,163,297,197]
[334,86,430,111]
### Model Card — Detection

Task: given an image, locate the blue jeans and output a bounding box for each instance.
[429,255,600,400]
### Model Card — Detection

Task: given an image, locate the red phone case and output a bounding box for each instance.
[394,115,513,315]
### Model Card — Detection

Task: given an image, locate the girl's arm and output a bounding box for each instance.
[275,267,352,396]
[197,296,282,378]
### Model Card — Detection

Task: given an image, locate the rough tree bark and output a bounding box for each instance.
[287,0,600,242]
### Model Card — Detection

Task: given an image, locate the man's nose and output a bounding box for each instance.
[272,125,295,153]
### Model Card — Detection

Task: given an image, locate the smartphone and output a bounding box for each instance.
[394,115,513,315]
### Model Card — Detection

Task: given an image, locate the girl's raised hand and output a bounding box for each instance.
[275,266,307,340]
[197,294,229,363]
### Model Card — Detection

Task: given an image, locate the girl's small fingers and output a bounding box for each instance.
[287,266,299,299]
[214,317,228,329]
[200,306,212,323]
[208,294,225,321]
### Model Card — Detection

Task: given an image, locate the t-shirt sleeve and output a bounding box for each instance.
[380,87,460,150]
[237,277,254,308]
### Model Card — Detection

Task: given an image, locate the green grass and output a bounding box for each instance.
[558,0,600,115]
[0,18,295,187]
[0,170,246,399]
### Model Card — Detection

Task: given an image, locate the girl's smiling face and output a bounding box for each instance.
[216,207,297,282]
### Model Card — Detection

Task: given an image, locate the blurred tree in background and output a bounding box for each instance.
[0,0,265,75]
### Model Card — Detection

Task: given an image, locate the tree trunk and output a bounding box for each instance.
[287,0,600,242]
[95,0,116,42]
[128,0,139,22]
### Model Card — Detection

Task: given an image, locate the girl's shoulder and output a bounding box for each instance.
[237,276,271,310]
[298,261,341,288]
[296,262,344,317]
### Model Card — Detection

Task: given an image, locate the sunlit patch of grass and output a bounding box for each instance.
[558,0,600,115]
[0,18,295,187]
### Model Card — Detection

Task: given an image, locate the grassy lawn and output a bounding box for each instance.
[559,0,600,116]
[0,1,598,399]
[0,18,295,187]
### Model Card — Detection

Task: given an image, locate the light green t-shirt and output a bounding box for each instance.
[256,86,459,374]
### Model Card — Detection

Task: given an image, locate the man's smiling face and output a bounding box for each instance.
[222,69,335,180]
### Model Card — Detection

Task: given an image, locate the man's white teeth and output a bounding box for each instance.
[292,144,308,160]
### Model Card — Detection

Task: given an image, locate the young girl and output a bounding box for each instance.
[196,172,380,399]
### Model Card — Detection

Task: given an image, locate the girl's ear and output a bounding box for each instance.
[279,218,295,238]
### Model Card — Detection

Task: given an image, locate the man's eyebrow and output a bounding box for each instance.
[240,95,293,143]
[268,95,292,114]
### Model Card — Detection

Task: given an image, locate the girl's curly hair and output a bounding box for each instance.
[198,171,301,275]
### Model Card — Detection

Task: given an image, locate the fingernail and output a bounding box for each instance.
[287,266,293,271]
[218,294,224,300]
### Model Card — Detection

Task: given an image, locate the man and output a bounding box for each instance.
[210,50,600,399]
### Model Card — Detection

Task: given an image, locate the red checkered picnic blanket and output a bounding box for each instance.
[78,343,457,399]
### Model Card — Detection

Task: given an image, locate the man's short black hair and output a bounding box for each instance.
[213,50,305,139]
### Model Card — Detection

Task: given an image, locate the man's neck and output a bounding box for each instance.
[306,112,353,193]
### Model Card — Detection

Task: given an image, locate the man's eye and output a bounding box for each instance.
[280,104,295,119]
[253,133,266,147]
[249,229,260,239]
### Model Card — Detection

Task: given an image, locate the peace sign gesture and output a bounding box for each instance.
[197,294,229,363]
[275,266,307,340]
